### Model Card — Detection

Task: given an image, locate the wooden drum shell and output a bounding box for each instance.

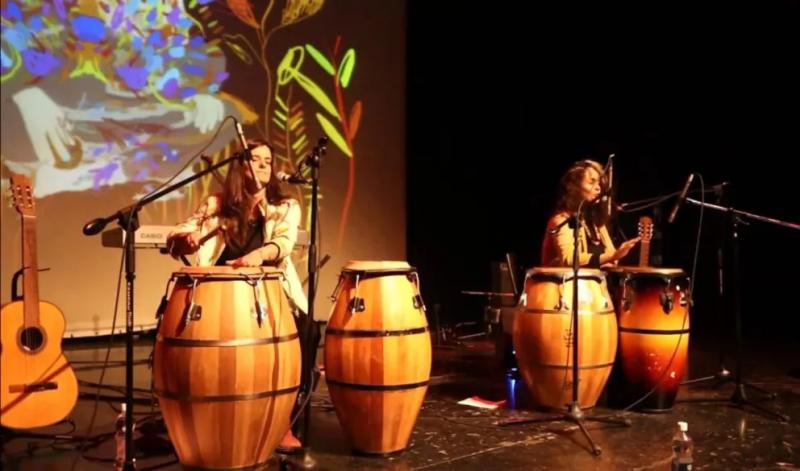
[153,267,301,469]
[324,261,431,455]
[605,267,691,412]
[513,268,617,410]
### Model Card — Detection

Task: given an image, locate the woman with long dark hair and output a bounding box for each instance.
[541,159,640,267]
[166,138,308,451]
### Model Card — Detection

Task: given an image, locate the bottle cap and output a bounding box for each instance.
[121,403,127,412]
[678,421,688,432]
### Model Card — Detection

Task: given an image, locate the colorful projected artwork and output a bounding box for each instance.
[0,0,405,334]
[2,0,361,246]
[1,0,254,198]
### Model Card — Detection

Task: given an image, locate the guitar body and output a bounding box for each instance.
[2,172,78,429]
[1,300,79,429]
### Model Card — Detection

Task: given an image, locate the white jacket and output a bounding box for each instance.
[169,194,308,314]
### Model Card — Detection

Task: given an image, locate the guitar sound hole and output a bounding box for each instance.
[20,327,45,352]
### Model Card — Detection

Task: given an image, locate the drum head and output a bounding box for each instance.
[343,261,412,273]
[604,266,685,276]
[527,267,605,279]
[173,266,285,279]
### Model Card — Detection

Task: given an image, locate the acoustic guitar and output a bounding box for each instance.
[1,174,78,429]
[638,216,654,266]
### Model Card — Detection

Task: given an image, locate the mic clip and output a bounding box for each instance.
[281,172,309,185]
[304,136,329,168]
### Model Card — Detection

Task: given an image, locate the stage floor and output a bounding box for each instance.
[2,334,799,470]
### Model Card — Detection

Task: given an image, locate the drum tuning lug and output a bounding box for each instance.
[155,295,168,319]
[253,300,267,327]
[184,302,202,324]
[184,278,201,324]
[554,296,569,311]
[412,294,426,311]
[660,292,674,314]
[623,291,633,312]
[348,297,365,314]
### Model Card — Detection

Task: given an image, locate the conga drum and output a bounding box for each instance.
[324,261,431,456]
[513,268,617,409]
[153,267,301,469]
[605,267,691,412]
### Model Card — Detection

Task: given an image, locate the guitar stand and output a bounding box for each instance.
[10,267,51,301]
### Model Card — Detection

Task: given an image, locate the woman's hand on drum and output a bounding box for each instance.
[168,232,201,256]
[225,249,263,268]
[612,237,641,262]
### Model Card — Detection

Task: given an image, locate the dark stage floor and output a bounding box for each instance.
[2,333,799,470]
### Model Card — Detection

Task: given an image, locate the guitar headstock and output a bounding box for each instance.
[638,216,654,243]
[9,174,35,216]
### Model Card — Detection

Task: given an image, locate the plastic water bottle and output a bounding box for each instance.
[671,421,694,471]
[114,403,129,470]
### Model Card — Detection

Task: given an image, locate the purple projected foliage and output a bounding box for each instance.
[1,0,242,198]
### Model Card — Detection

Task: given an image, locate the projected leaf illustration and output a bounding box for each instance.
[272,40,361,248]
[271,86,321,231]
[220,0,361,249]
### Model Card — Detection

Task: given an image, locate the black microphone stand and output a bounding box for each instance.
[681,185,734,388]
[81,150,251,470]
[501,201,630,456]
[294,137,327,468]
[680,197,796,422]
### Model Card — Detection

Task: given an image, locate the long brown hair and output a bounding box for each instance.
[554,159,610,227]
[220,138,289,249]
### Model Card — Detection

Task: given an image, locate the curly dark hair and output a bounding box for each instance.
[554,159,609,227]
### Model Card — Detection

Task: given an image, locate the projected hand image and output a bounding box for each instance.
[173,94,226,134]
[12,87,79,168]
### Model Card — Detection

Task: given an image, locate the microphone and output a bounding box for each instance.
[668,173,695,223]
[235,120,264,190]
[275,171,308,185]
[601,154,614,212]
[235,120,249,152]
[83,218,108,236]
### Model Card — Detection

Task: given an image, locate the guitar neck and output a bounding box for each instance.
[639,240,651,267]
[22,215,41,326]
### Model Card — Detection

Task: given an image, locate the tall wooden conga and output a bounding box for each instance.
[605,267,691,412]
[324,261,431,456]
[153,267,301,469]
[513,268,617,409]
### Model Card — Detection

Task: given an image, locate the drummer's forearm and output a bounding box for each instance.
[599,253,617,265]
[259,242,280,262]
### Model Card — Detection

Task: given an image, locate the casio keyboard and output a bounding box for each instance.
[101,226,310,250]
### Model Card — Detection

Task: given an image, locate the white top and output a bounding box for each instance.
[678,421,688,432]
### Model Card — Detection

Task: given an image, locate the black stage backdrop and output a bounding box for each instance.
[408,2,800,343]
